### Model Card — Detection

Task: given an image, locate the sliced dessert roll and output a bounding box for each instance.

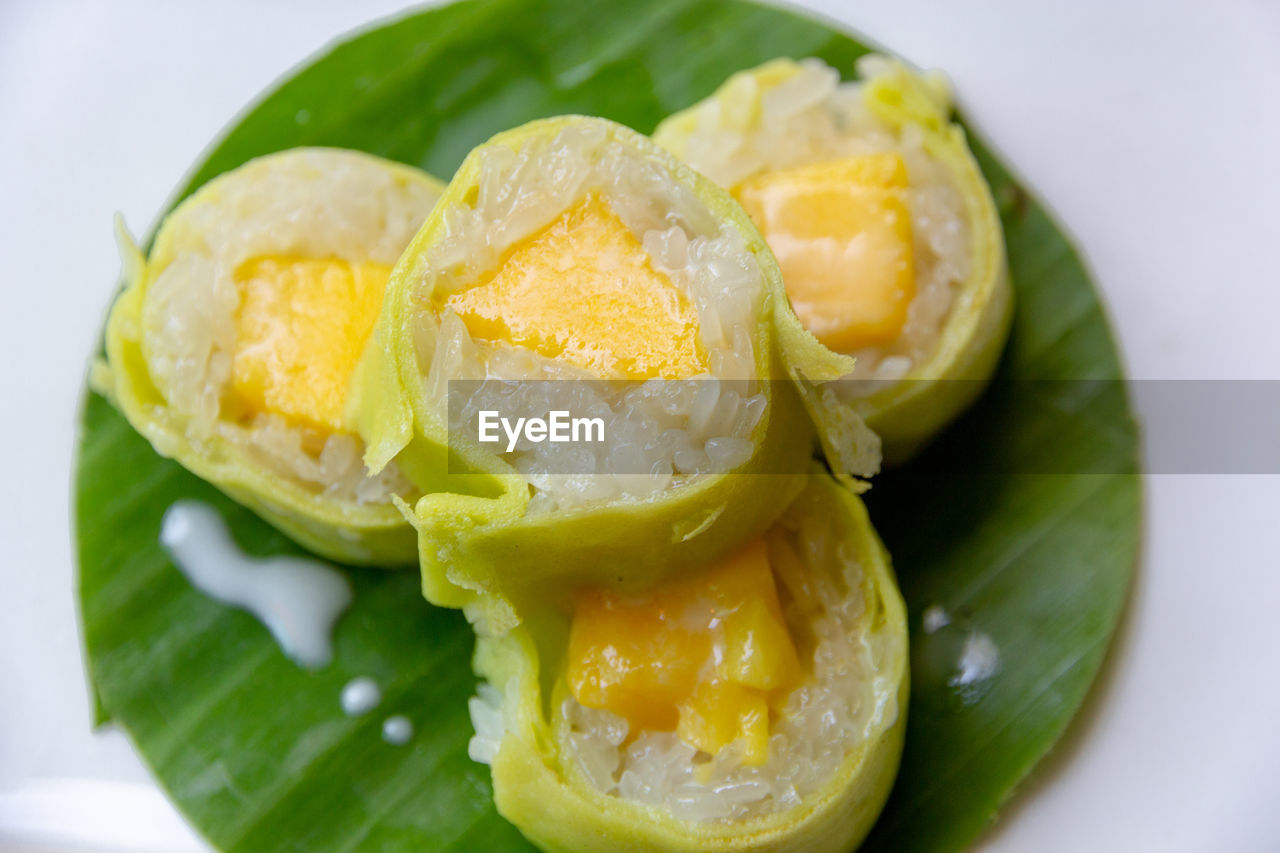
[359,116,877,631]
[656,56,1012,463]
[101,148,443,564]
[468,473,908,852]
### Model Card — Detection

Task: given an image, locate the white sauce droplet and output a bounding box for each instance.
[922,603,950,635]
[159,500,353,669]
[341,677,383,716]
[382,715,413,745]
[949,630,1001,688]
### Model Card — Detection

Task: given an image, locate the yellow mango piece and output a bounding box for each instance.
[566,588,709,732]
[566,538,800,764]
[722,596,801,690]
[678,680,771,766]
[735,153,916,351]
[442,194,707,380]
[232,256,390,433]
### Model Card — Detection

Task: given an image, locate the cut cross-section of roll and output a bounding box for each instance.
[467,473,908,852]
[656,56,1012,464]
[100,148,444,565]
[357,115,879,632]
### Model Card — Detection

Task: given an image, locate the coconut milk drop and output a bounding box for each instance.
[340,677,382,716]
[159,500,353,669]
[382,715,413,745]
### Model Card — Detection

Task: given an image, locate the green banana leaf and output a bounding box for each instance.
[74,1,1141,851]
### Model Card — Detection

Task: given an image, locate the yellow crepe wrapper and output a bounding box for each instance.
[655,57,1012,464]
[98,148,444,566]
[356,116,880,633]
[470,472,909,853]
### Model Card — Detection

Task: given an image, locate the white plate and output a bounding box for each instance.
[2,1,1278,849]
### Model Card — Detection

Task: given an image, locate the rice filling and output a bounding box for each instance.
[138,150,435,502]
[468,501,899,823]
[661,56,973,382]
[418,123,769,512]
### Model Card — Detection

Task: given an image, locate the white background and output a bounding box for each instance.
[1,1,1278,850]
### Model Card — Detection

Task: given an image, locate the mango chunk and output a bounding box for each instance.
[567,538,800,765]
[678,679,772,766]
[231,256,390,433]
[442,194,707,380]
[735,153,916,351]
